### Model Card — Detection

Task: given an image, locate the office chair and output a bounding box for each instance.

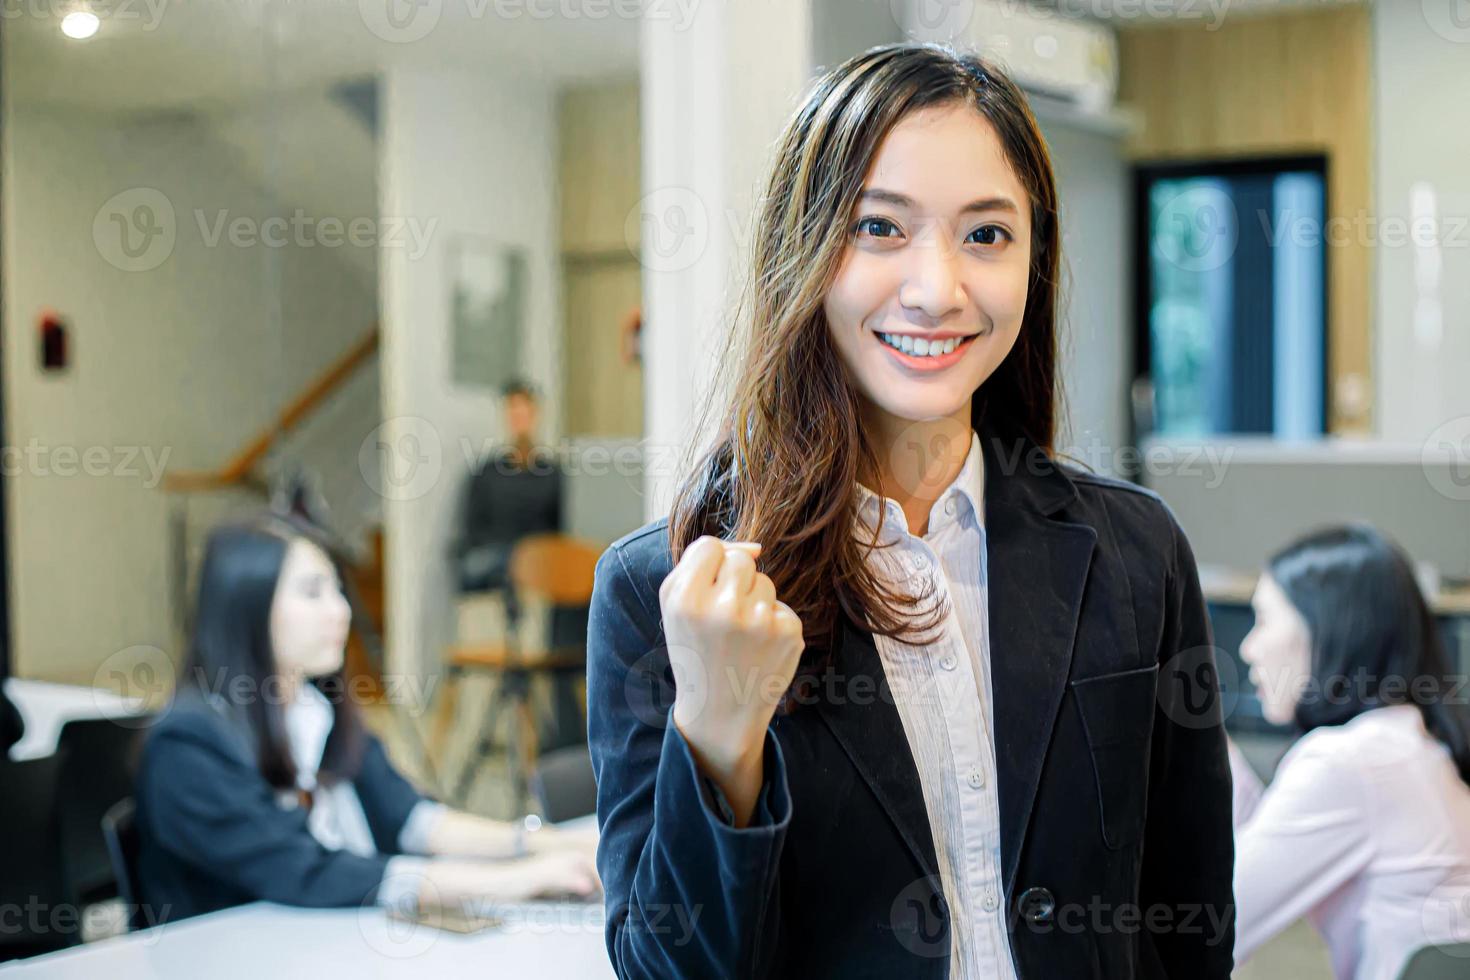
[101,797,152,932]
[1397,942,1470,979]
[55,717,149,902]
[0,749,78,960]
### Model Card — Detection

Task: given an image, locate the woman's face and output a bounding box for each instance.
[270,538,352,680]
[1240,573,1313,725]
[823,102,1033,432]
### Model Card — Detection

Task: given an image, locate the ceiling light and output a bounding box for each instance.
[60,11,100,40]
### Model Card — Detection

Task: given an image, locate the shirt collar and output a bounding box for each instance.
[282,681,333,791]
[854,428,985,540]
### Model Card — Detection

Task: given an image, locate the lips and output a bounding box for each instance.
[873,329,980,371]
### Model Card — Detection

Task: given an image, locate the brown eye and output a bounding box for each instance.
[966,224,1012,246]
[855,216,901,239]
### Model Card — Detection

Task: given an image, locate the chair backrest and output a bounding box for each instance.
[0,749,78,956]
[529,744,598,823]
[1398,942,1470,980]
[55,717,149,900]
[101,797,149,932]
[509,534,601,606]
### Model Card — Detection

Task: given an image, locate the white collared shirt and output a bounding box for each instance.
[279,682,444,909]
[1234,704,1470,980]
[853,428,1019,980]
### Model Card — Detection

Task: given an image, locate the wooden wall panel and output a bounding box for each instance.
[557,80,643,437]
[1119,7,1373,433]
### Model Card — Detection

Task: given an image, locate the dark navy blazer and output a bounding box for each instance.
[586,423,1236,979]
[135,692,427,924]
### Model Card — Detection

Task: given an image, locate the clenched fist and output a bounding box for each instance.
[657,535,804,826]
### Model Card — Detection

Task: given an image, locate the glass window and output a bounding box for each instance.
[1135,157,1328,439]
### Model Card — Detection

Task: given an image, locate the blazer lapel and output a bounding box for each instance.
[979,427,1097,897]
[809,424,1098,896]
[814,619,941,882]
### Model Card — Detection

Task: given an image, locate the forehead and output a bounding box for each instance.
[1252,573,1290,609]
[280,537,335,577]
[862,103,1029,214]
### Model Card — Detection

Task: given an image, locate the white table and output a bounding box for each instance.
[0,900,615,979]
[6,678,150,761]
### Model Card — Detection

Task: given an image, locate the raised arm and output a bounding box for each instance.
[586,536,799,979]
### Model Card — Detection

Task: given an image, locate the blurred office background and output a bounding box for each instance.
[1,0,1467,975]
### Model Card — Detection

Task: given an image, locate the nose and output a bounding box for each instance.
[1239,630,1258,665]
[898,223,964,319]
[330,591,352,630]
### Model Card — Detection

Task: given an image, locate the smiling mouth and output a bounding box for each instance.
[875,332,971,357]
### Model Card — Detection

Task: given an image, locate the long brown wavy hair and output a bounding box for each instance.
[667,43,1063,665]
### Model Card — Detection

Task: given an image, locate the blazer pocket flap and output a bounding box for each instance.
[1070,663,1160,749]
[1070,664,1160,850]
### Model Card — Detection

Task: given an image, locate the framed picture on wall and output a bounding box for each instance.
[448,235,525,390]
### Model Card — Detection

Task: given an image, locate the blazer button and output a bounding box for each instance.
[1017,886,1056,925]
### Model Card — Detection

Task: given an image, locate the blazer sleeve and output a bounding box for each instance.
[138,713,391,908]
[1139,506,1237,977]
[586,541,793,980]
[353,732,434,855]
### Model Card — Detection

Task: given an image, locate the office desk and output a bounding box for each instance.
[0,899,614,979]
[5,678,149,761]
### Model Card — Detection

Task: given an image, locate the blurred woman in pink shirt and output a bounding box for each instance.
[1232,523,1470,980]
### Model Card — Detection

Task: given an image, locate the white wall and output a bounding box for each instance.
[1043,120,1132,471]
[3,106,379,683]
[639,0,813,520]
[1372,1,1470,443]
[378,68,561,683]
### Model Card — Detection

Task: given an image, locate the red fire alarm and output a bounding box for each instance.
[39,310,68,372]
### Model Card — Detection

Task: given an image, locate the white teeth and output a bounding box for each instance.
[878,332,966,357]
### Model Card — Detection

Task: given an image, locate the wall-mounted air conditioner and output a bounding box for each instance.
[900,1,1120,116]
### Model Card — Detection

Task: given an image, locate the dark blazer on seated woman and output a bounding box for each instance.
[0,682,24,756]
[587,428,1236,979]
[136,688,430,922]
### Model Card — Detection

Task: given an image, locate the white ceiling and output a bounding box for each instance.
[7,0,1370,114]
[5,0,642,112]
[1062,0,1365,23]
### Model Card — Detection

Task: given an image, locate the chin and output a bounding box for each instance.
[1260,701,1294,727]
[309,652,347,679]
[867,385,977,424]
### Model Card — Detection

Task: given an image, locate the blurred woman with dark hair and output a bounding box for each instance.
[1234,523,1470,979]
[136,513,598,923]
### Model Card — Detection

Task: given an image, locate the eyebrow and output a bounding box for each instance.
[858,187,1020,216]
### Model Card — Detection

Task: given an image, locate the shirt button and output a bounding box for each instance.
[967,767,986,789]
[982,890,999,912]
[945,498,957,516]
[939,654,958,671]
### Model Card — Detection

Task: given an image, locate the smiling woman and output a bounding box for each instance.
[587,42,1234,980]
